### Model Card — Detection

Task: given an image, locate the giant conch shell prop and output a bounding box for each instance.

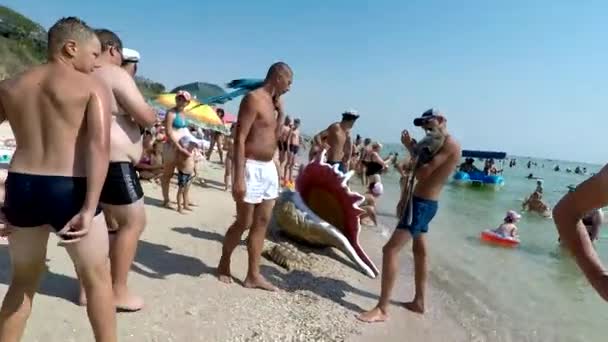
[273,150,380,278]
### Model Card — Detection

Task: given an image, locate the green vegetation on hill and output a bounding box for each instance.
[0,6,166,97]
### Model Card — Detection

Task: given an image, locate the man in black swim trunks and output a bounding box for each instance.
[0,17,117,341]
[277,116,292,180]
[359,109,461,322]
[87,29,156,311]
[284,118,301,183]
[313,110,359,173]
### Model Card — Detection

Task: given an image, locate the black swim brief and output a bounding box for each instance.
[177,170,193,187]
[100,162,144,205]
[2,172,102,235]
[289,144,300,154]
[278,140,288,152]
[327,160,348,174]
[396,196,438,238]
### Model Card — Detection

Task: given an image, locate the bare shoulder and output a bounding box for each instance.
[328,122,341,132]
[444,135,461,155]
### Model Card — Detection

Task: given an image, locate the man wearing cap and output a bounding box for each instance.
[359,109,460,322]
[82,29,156,311]
[313,110,359,173]
[121,48,140,77]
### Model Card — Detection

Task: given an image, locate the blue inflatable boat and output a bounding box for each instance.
[453,150,506,189]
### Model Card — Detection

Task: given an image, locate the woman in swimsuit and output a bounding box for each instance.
[365,142,388,188]
[358,138,373,186]
[161,91,193,208]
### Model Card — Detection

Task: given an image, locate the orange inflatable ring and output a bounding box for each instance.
[480,229,520,248]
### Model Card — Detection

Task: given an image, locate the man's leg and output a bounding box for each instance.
[65,214,116,342]
[278,150,286,179]
[357,229,411,323]
[104,200,146,311]
[217,200,254,283]
[216,139,223,164]
[244,199,278,291]
[206,137,216,161]
[404,235,427,313]
[0,227,50,342]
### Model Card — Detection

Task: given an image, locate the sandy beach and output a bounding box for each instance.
[0,123,471,341]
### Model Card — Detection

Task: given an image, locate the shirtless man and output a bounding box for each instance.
[0,17,116,341]
[217,62,292,291]
[284,118,301,183]
[554,167,608,301]
[277,116,292,180]
[83,29,156,311]
[313,110,359,173]
[358,110,460,322]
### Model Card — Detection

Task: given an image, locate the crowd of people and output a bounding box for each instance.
[0,16,606,342]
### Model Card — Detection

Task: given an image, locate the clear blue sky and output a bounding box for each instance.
[6,0,608,163]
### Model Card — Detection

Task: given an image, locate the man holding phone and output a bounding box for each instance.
[358,109,461,322]
[217,62,293,291]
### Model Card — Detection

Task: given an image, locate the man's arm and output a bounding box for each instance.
[554,166,608,301]
[415,141,461,181]
[274,97,285,138]
[82,79,112,213]
[342,132,352,164]
[113,67,156,126]
[234,94,257,183]
[313,127,330,147]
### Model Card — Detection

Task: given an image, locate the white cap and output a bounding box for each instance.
[122,48,140,62]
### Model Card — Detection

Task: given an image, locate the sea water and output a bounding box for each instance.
[370,144,607,341]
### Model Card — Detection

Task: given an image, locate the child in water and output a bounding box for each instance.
[493,210,521,239]
[176,136,200,214]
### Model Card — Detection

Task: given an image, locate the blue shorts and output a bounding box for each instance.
[177,171,193,187]
[396,196,438,238]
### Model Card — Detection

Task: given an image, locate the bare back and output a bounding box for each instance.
[0,65,99,176]
[94,64,147,163]
[242,90,279,162]
[326,123,347,161]
[414,136,461,200]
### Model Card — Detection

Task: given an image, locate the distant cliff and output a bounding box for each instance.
[0,6,165,97]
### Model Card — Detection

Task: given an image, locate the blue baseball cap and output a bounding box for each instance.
[413,108,441,126]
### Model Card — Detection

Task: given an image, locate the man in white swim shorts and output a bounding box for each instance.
[217,62,292,292]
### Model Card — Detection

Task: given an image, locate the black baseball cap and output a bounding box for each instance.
[413,108,440,126]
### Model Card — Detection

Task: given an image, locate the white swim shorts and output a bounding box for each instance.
[244,159,279,204]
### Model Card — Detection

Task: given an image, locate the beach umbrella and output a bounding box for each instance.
[153,94,228,134]
[170,82,226,102]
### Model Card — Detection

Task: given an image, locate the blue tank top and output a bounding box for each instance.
[172,112,188,129]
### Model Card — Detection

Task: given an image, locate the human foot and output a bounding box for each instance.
[184,206,193,211]
[356,307,389,323]
[217,262,233,284]
[114,290,144,312]
[403,300,425,314]
[244,275,278,291]
[163,200,174,209]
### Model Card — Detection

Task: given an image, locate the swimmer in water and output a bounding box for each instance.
[0,17,116,341]
[493,210,521,239]
[522,191,551,217]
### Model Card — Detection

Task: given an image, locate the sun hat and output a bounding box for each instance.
[176,90,192,102]
[122,48,140,63]
[505,210,522,222]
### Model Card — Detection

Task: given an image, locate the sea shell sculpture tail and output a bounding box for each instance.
[273,150,380,278]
